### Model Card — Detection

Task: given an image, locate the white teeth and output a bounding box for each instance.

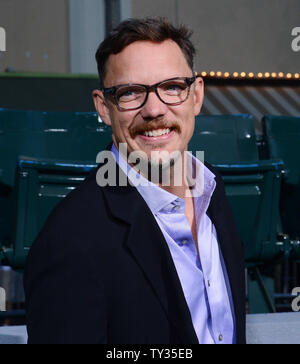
[143,128,171,137]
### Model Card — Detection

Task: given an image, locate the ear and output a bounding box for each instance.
[193,76,204,116]
[92,89,112,127]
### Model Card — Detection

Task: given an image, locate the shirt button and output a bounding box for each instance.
[219,334,223,342]
[182,239,188,245]
[208,280,211,287]
[173,205,180,212]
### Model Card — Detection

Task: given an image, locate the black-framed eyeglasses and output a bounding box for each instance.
[102,75,200,111]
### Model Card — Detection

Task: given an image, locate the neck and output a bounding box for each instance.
[157,156,191,200]
[115,143,193,200]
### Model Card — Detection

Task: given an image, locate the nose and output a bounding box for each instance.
[140,90,168,120]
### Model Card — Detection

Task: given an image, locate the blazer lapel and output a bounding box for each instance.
[100,155,198,344]
[126,201,199,344]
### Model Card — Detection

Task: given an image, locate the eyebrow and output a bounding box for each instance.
[102,76,195,91]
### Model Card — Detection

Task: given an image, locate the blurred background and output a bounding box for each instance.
[0,0,299,121]
[0,0,299,331]
[0,0,299,74]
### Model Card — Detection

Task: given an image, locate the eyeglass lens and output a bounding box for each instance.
[116,79,190,110]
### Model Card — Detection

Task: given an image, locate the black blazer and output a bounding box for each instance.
[24,148,246,344]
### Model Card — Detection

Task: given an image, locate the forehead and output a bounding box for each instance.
[104,40,192,86]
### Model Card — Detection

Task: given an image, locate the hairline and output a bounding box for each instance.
[102,39,194,89]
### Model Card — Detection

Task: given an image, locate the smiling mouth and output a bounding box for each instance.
[142,128,172,137]
[130,120,180,140]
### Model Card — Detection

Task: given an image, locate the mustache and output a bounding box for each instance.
[130,120,181,138]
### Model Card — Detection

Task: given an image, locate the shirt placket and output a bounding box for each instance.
[160,199,202,269]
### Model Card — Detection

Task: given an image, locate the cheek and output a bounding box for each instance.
[111,123,127,144]
[110,116,135,142]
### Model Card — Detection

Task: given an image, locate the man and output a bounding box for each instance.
[24,18,246,344]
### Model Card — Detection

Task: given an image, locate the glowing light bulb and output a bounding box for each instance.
[248,73,254,78]
[233,72,239,78]
[258,73,263,78]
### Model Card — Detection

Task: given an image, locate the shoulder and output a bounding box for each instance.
[25,166,113,278]
[49,167,104,221]
[204,161,225,189]
[31,167,107,250]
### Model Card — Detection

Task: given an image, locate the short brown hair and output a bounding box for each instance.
[95,17,196,88]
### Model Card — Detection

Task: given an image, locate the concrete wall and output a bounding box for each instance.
[0,0,70,73]
[0,0,299,74]
[132,0,300,74]
[69,0,105,74]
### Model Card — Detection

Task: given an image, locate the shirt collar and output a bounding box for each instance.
[111,143,216,214]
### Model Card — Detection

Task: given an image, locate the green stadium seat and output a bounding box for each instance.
[189,115,287,262]
[263,115,300,256]
[189,114,289,313]
[0,109,112,246]
[189,114,259,163]
[263,115,300,185]
[221,160,291,314]
[5,158,285,268]
[0,156,97,269]
[214,161,287,264]
[0,109,111,187]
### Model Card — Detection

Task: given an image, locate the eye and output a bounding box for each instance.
[117,86,145,102]
[119,90,135,98]
[161,81,187,95]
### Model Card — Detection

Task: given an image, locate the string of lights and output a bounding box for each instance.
[197,71,300,80]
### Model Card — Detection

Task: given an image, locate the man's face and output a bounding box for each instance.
[93,40,204,164]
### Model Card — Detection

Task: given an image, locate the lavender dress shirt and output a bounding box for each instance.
[111,144,236,344]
